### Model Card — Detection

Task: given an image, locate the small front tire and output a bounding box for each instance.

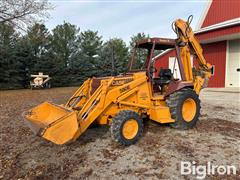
[111,110,143,146]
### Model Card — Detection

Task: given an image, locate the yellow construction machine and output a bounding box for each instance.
[23,16,212,145]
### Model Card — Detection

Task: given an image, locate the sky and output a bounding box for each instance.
[46,0,208,43]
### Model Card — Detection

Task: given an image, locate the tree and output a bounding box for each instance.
[100,38,129,76]
[50,22,81,86]
[10,39,32,88]
[0,23,156,90]
[129,32,149,70]
[0,0,52,30]
[25,23,52,74]
[27,23,50,56]
[0,23,26,89]
[77,30,103,79]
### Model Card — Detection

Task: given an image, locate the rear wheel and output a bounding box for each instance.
[166,88,201,129]
[111,110,143,146]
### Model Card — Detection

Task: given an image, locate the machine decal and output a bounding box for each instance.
[119,85,130,93]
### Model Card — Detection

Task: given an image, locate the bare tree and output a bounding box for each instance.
[0,0,52,30]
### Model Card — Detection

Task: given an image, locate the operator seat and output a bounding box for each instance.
[153,68,173,86]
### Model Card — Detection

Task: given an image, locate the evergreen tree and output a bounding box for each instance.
[50,22,81,86]
[25,23,52,74]
[77,30,103,79]
[129,32,149,70]
[0,23,156,89]
[0,23,25,89]
[100,38,129,76]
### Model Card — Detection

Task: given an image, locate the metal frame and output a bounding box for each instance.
[129,38,175,78]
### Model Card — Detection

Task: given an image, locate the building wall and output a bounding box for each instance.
[154,41,227,87]
[201,0,240,28]
[201,41,226,87]
[197,25,240,42]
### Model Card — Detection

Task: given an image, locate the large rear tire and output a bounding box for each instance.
[111,110,143,146]
[166,88,201,129]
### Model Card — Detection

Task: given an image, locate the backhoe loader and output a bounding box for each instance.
[23,16,212,145]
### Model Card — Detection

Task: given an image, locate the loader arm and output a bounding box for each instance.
[72,75,147,141]
[174,16,212,94]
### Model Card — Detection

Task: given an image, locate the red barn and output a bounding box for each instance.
[155,0,240,87]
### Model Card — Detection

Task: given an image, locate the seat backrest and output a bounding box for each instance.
[159,68,172,79]
[90,78,102,95]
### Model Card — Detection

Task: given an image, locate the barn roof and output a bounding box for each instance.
[197,0,240,29]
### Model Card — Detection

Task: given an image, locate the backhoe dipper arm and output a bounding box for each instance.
[173,16,212,94]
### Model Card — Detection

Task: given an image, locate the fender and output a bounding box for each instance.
[165,80,193,97]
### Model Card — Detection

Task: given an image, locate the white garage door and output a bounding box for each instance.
[226,39,240,87]
[169,56,193,80]
[169,57,181,79]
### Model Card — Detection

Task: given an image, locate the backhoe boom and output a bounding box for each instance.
[174,16,212,93]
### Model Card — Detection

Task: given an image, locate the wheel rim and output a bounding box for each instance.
[122,119,139,140]
[182,98,197,122]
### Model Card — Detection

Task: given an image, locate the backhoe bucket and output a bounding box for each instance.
[23,102,79,144]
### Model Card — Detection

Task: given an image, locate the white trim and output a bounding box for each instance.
[153,48,173,61]
[196,0,212,30]
[195,18,240,34]
[200,33,240,44]
[225,40,229,87]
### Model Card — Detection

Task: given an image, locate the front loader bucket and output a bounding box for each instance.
[23,102,79,145]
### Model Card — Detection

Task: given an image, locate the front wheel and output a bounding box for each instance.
[111,110,143,146]
[166,88,201,129]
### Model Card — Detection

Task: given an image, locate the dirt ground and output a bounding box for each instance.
[0,87,239,179]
